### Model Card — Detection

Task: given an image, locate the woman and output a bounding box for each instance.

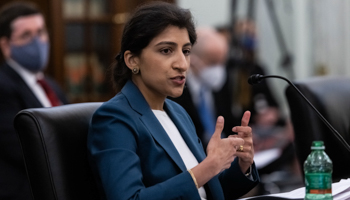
[88,2,259,200]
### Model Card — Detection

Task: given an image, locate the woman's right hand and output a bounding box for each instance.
[206,116,244,173]
[190,116,244,188]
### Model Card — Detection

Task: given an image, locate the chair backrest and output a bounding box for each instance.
[14,102,103,200]
[285,76,350,182]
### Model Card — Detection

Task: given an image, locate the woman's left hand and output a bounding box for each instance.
[229,111,254,173]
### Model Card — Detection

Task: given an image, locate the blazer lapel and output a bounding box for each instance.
[122,81,187,172]
[164,99,206,162]
[165,99,224,200]
[4,64,43,108]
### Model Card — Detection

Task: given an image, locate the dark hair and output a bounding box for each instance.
[0,1,41,39]
[111,1,197,92]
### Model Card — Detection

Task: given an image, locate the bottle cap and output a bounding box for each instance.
[311,141,325,150]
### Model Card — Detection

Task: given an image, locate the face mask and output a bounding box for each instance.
[199,65,226,91]
[240,34,256,50]
[10,37,49,73]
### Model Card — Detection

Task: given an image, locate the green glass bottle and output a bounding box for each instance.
[304,141,333,200]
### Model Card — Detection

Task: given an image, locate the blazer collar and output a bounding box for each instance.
[164,100,206,162]
[121,80,205,171]
[121,80,151,115]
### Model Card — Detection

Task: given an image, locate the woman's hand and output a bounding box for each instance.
[206,116,245,174]
[190,112,254,188]
[230,111,254,173]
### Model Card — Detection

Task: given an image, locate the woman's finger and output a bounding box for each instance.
[211,116,225,140]
[232,126,252,137]
[241,111,251,127]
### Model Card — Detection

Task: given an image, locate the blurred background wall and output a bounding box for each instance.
[178,0,350,116]
[1,0,350,111]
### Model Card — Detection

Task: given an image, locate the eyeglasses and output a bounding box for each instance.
[10,28,48,45]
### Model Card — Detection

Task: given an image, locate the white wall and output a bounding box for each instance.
[177,0,231,27]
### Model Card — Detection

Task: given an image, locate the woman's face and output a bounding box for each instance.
[133,25,192,102]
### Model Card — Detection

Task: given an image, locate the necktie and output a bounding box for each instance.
[37,78,61,107]
[197,87,216,142]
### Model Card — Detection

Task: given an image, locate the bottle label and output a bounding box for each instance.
[305,173,332,194]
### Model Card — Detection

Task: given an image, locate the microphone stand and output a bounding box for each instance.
[253,74,350,153]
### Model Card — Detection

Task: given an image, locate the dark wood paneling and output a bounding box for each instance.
[1,0,175,102]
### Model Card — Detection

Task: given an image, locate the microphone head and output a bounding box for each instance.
[248,74,264,85]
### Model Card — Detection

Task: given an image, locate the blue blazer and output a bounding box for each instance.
[88,80,259,200]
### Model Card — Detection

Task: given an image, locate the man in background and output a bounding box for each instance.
[223,19,298,193]
[0,2,68,199]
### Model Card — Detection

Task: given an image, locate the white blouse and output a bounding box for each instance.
[152,109,207,200]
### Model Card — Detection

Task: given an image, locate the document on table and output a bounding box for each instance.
[254,148,282,169]
[240,178,350,200]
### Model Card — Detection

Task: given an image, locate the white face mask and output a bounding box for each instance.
[199,65,226,91]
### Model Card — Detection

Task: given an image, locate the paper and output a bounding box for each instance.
[332,179,350,200]
[254,148,282,169]
[240,178,350,200]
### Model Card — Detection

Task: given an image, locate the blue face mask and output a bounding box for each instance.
[240,34,256,51]
[10,37,49,73]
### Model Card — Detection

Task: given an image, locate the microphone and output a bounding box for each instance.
[248,74,350,153]
[248,74,264,85]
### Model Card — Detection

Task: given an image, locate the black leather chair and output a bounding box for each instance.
[14,102,103,200]
[285,76,350,182]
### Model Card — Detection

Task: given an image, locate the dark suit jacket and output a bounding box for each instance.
[0,63,68,200]
[88,80,259,200]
